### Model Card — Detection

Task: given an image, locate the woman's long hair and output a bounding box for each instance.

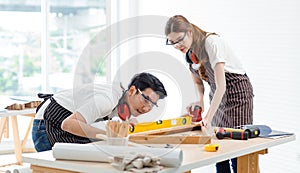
[165,15,216,81]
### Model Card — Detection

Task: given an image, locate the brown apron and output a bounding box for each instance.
[191,61,254,128]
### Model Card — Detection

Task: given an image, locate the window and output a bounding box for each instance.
[0,0,107,96]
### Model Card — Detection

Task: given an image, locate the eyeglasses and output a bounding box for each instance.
[137,89,158,108]
[166,32,187,46]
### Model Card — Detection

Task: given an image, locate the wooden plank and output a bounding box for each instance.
[31,165,80,173]
[6,103,25,110]
[6,101,41,110]
[129,135,211,144]
[128,123,210,144]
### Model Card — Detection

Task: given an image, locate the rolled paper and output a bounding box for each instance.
[52,143,182,167]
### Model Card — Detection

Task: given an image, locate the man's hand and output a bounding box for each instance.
[129,117,138,126]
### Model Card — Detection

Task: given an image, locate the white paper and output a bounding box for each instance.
[52,143,182,167]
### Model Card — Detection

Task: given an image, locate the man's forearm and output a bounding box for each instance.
[62,119,106,139]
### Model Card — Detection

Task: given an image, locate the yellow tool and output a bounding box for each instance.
[129,116,192,134]
[204,144,220,152]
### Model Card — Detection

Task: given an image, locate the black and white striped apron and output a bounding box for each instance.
[43,98,93,146]
[199,61,254,128]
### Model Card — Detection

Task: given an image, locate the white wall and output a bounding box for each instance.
[114,0,300,172]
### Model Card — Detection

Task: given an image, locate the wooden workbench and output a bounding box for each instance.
[22,133,295,173]
[0,108,36,165]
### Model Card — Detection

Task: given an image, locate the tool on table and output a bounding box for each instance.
[129,117,192,134]
[241,124,294,137]
[190,105,202,122]
[189,105,213,136]
[243,126,260,138]
[204,144,220,152]
[215,127,249,140]
[215,126,260,138]
[241,125,271,137]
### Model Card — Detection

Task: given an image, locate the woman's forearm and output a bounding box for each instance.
[205,63,226,122]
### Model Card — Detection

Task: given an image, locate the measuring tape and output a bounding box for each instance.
[204,144,220,152]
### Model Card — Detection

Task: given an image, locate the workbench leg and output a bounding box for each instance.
[237,149,268,173]
[11,116,23,165]
[22,114,36,152]
[0,117,8,142]
[4,117,9,138]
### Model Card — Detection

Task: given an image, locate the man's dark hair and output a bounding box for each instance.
[128,72,167,99]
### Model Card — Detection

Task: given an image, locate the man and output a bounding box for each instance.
[32,72,167,152]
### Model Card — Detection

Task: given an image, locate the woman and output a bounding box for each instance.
[165,15,254,173]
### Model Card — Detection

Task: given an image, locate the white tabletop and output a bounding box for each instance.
[0,108,36,117]
[22,134,296,173]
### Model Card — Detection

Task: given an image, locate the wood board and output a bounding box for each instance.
[5,101,41,110]
[128,123,211,144]
[129,135,211,144]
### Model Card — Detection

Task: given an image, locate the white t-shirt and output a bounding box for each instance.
[35,83,122,125]
[205,35,246,74]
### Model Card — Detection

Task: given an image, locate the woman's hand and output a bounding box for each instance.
[199,116,211,128]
